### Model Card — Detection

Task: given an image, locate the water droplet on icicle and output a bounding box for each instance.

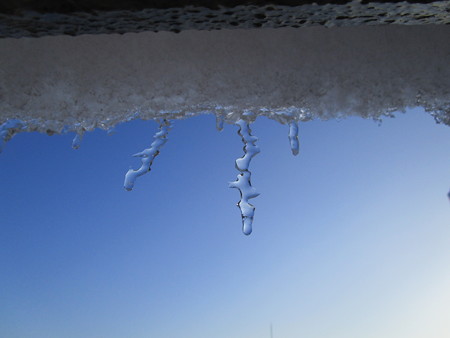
[124,119,171,191]
[288,121,299,156]
[229,119,260,235]
[71,131,84,150]
[0,119,26,153]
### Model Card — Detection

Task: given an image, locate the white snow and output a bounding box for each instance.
[0,25,449,135]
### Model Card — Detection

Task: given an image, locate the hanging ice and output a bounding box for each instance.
[0,119,26,153]
[229,119,260,235]
[72,131,84,150]
[215,114,225,132]
[124,119,171,191]
[288,121,299,156]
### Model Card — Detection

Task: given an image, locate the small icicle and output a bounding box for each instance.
[71,131,84,150]
[215,114,225,131]
[229,119,260,235]
[0,119,25,153]
[288,121,299,156]
[124,119,171,191]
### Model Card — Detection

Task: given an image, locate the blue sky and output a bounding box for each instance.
[1,108,450,338]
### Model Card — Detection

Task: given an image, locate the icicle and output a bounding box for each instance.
[288,121,299,156]
[0,119,25,153]
[229,119,260,235]
[215,114,224,131]
[124,119,171,191]
[71,131,84,150]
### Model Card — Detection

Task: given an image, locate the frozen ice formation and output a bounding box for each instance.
[124,119,171,191]
[0,119,26,153]
[72,131,84,150]
[0,25,449,234]
[288,122,300,156]
[229,120,261,235]
[215,114,225,132]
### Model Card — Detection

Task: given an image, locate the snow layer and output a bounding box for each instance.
[1,1,449,38]
[0,25,449,134]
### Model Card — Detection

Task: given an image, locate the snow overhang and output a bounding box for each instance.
[0,1,449,135]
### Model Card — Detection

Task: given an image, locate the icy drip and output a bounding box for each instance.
[72,131,84,150]
[215,114,225,131]
[229,119,260,235]
[0,119,25,153]
[288,121,299,156]
[124,119,171,191]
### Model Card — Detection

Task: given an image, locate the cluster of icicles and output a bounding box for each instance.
[0,116,299,235]
[122,117,299,235]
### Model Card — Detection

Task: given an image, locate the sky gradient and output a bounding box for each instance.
[1,108,450,338]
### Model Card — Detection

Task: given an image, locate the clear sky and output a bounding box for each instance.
[1,108,450,338]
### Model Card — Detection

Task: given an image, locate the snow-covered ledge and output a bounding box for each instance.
[0,25,449,137]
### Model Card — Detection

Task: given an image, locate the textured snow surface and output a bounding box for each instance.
[1,1,449,38]
[0,25,449,135]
